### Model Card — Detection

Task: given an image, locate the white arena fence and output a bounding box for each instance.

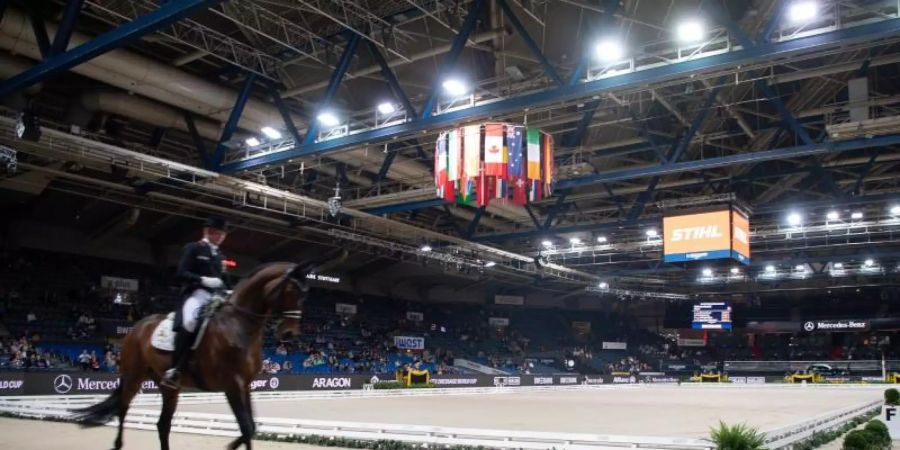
[0,384,884,449]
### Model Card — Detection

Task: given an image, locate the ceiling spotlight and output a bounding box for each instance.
[765,265,776,273]
[260,126,282,140]
[851,211,863,220]
[377,102,396,115]
[788,1,818,24]
[594,38,625,63]
[702,268,713,277]
[833,262,844,269]
[787,212,802,226]
[676,19,705,43]
[484,261,497,268]
[596,236,608,243]
[317,111,340,127]
[569,237,582,245]
[646,229,658,238]
[826,211,839,221]
[795,264,806,271]
[865,259,874,267]
[890,205,900,216]
[541,240,553,248]
[730,267,740,275]
[442,78,468,96]
[245,137,261,147]
[420,244,432,252]
[598,281,609,289]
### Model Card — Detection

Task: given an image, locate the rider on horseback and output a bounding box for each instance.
[161,216,229,389]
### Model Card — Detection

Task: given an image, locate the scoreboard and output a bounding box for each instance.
[692,302,732,330]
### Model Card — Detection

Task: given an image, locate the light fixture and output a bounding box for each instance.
[826,211,839,221]
[260,126,282,139]
[833,262,844,269]
[317,111,340,127]
[646,228,658,238]
[702,268,713,277]
[730,267,740,275]
[788,1,818,24]
[596,236,608,243]
[245,137,261,147]
[865,259,874,267]
[851,211,863,220]
[594,38,625,63]
[787,212,802,226]
[377,102,396,115]
[890,205,900,216]
[484,261,497,268]
[795,264,806,271]
[569,237,582,245]
[598,281,609,289]
[420,244,432,252]
[676,19,705,43]
[541,240,553,248]
[442,78,468,96]
[765,265,776,273]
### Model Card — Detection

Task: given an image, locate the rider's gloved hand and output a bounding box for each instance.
[200,276,225,289]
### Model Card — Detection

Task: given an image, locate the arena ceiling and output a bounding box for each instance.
[2,0,900,301]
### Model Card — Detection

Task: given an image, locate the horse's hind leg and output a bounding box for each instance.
[156,386,179,450]
[112,376,142,450]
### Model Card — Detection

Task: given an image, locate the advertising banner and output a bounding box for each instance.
[663,210,731,262]
[494,295,524,306]
[100,276,139,291]
[802,320,869,332]
[488,317,510,327]
[601,341,627,350]
[406,311,424,322]
[394,336,425,350]
[335,303,357,315]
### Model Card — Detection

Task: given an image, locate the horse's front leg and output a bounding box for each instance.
[225,382,254,450]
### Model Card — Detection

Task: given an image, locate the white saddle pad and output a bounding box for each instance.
[151,312,176,351]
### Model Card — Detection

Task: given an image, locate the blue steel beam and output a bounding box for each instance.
[366,40,417,117]
[542,190,570,230]
[363,198,446,215]
[420,0,487,118]
[221,18,900,173]
[303,34,361,145]
[496,0,562,86]
[564,101,600,147]
[375,145,399,184]
[0,0,225,96]
[760,1,788,43]
[702,0,755,49]
[269,83,302,143]
[27,8,51,58]
[523,205,542,229]
[50,0,85,56]
[465,206,486,238]
[756,81,814,145]
[183,112,208,167]
[556,133,900,190]
[211,73,257,170]
[567,0,619,86]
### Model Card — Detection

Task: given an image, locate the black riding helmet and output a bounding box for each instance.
[205,216,229,231]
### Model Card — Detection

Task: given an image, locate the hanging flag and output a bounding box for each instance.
[526,128,541,181]
[543,133,554,197]
[476,161,489,207]
[507,126,527,206]
[461,125,481,203]
[435,133,448,199]
[484,123,505,177]
[446,129,461,202]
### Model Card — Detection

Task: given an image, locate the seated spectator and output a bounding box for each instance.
[78,349,91,371]
[26,310,37,323]
[282,360,293,373]
[275,343,287,356]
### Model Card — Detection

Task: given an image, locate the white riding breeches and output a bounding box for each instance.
[182,288,211,333]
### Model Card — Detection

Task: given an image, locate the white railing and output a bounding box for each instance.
[763,399,882,449]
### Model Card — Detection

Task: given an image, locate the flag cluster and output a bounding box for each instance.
[434,123,554,207]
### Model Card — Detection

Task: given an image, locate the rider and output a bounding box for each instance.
[161,217,229,389]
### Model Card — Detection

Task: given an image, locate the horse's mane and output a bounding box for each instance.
[231,261,294,294]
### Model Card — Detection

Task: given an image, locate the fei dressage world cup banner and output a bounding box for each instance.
[663,207,750,265]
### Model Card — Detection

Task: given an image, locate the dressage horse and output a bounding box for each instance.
[73,262,312,450]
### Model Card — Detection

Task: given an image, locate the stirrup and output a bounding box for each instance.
[160,368,181,389]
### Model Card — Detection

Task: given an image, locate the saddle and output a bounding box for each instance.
[150,294,228,351]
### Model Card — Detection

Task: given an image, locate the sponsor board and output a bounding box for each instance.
[335,303,357,315]
[582,376,605,385]
[612,376,637,384]
[493,376,521,387]
[641,376,680,384]
[431,377,479,386]
[406,311,424,322]
[664,210,731,263]
[533,377,554,385]
[488,317,510,327]
[558,376,579,385]
[862,376,887,383]
[494,295,524,306]
[803,320,869,332]
[311,377,353,389]
[394,335,425,350]
[601,341,627,350]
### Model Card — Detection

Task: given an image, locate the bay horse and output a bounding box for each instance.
[72,261,313,450]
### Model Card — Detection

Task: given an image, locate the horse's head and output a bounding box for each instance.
[255,263,311,341]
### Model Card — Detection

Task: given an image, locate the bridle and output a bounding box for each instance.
[228,264,306,322]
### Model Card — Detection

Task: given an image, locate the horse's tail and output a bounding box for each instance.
[70,383,122,426]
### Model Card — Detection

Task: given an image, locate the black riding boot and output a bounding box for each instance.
[161,327,195,389]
